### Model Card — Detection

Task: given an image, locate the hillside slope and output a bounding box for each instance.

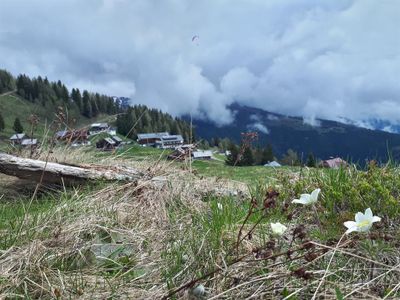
[0,93,114,140]
[192,103,400,163]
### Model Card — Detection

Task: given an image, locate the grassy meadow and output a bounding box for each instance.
[1,142,400,299]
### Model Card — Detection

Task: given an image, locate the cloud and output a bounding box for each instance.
[247,123,270,134]
[1,0,400,126]
[247,114,269,134]
[382,126,395,133]
[303,116,321,127]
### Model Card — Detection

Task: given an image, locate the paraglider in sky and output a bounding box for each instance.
[192,35,199,42]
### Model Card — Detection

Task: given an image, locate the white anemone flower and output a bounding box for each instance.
[217,203,223,210]
[270,222,287,236]
[344,208,381,234]
[192,284,205,297]
[292,188,321,205]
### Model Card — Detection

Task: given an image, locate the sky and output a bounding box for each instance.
[1,0,399,126]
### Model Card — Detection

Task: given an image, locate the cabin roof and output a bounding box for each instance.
[10,133,26,140]
[112,136,123,142]
[91,123,109,128]
[137,132,169,140]
[160,135,183,142]
[21,138,37,146]
[103,137,116,145]
[192,150,213,158]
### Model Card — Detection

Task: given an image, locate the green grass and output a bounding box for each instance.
[0,94,51,139]
[114,144,172,161]
[161,165,400,298]
[191,158,299,184]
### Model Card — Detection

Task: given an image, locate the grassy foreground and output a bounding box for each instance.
[1,147,400,299]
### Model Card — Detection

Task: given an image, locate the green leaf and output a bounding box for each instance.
[335,287,344,300]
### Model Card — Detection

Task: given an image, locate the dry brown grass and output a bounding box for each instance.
[0,147,249,299]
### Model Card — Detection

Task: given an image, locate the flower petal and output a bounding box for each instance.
[365,208,373,219]
[310,188,320,201]
[292,199,307,204]
[345,226,358,234]
[355,212,364,223]
[300,194,311,201]
[372,216,381,223]
[343,221,356,229]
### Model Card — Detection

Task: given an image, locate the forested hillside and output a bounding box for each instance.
[116,105,193,142]
[0,69,193,142]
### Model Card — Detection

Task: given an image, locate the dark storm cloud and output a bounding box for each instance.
[1,0,399,125]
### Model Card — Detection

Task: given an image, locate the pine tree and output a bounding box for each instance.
[13,117,24,133]
[71,88,83,111]
[0,112,5,131]
[261,144,274,164]
[82,90,92,118]
[306,152,316,167]
[241,146,254,166]
[253,145,263,165]
[225,143,239,166]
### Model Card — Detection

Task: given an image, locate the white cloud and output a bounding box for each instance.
[248,123,270,134]
[1,0,400,125]
[303,116,321,127]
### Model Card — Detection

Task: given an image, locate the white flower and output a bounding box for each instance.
[270,222,287,236]
[217,203,223,210]
[292,188,320,205]
[344,208,381,234]
[192,284,205,297]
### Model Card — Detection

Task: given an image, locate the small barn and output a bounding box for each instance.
[56,129,89,144]
[168,147,187,161]
[320,157,347,169]
[89,123,109,135]
[96,137,116,151]
[168,144,196,161]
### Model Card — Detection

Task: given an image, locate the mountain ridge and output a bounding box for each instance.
[190,103,400,163]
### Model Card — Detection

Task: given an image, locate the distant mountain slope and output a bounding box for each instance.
[0,93,114,140]
[192,103,400,163]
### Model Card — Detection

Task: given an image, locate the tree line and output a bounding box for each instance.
[15,74,121,117]
[0,69,121,119]
[225,143,317,167]
[116,105,193,142]
[196,135,319,167]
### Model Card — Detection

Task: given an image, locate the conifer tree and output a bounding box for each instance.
[306,152,316,167]
[13,117,23,133]
[0,112,5,131]
[261,144,274,164]
[82,90,92,118]
[241,146,254,166]
[225,143,239,166]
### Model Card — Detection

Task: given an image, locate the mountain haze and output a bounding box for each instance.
[192,104,400,163]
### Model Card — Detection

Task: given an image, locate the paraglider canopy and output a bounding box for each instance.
[192,35,199,42]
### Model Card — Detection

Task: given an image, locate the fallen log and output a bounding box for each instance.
[0,153,143,185]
